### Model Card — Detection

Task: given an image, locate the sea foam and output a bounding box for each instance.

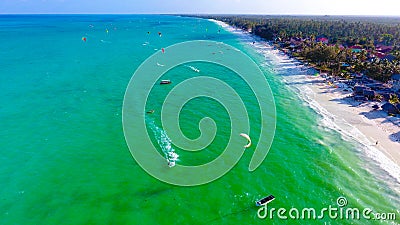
[212,19,400,186]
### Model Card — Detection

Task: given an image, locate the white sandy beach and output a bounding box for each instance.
[307,77,400,165]
[212,19,400,182]
[310,78,400,165]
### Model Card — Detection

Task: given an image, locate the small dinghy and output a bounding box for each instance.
[255,195,275,206]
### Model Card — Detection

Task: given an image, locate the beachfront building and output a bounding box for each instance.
[374,51,386,60]
[316,36,329,44]
[349,45,363,53]
[376,45,393,53]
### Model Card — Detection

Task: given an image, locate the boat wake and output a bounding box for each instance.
[185,65,200,73]
[262,47,400,185]
[266,47,400,184]
[147,118,179,167]
[212,19,400,186]
[100,39,112,44]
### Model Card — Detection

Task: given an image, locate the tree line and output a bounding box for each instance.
[191,15,400,82]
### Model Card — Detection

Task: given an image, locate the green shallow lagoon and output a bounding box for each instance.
[0,15,399,224]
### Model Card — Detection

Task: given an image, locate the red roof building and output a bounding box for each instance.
[375,45,393,53]
[316,37,329,44]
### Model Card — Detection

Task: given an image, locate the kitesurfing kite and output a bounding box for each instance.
[161,48,165,53]
[240,133,252,148]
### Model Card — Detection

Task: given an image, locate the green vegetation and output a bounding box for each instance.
[209,16,400,46]
[389,93,400,104]
[197,15,400,82]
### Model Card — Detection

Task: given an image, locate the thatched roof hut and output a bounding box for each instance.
[381,103,399,114]
[363,90,376,100]
[354,86,367,95]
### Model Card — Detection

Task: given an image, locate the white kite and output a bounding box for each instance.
[240,133,252,148]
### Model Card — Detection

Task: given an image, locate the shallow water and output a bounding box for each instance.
[0,15,399,224]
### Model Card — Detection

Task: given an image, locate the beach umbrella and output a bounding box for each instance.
[363,90,376,100]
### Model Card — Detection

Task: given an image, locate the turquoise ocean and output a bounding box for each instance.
[0,15,399,224]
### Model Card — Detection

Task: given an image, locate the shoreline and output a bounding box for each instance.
[304,76,400,180]
[308,77,400,164]
[210,19,400,183]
